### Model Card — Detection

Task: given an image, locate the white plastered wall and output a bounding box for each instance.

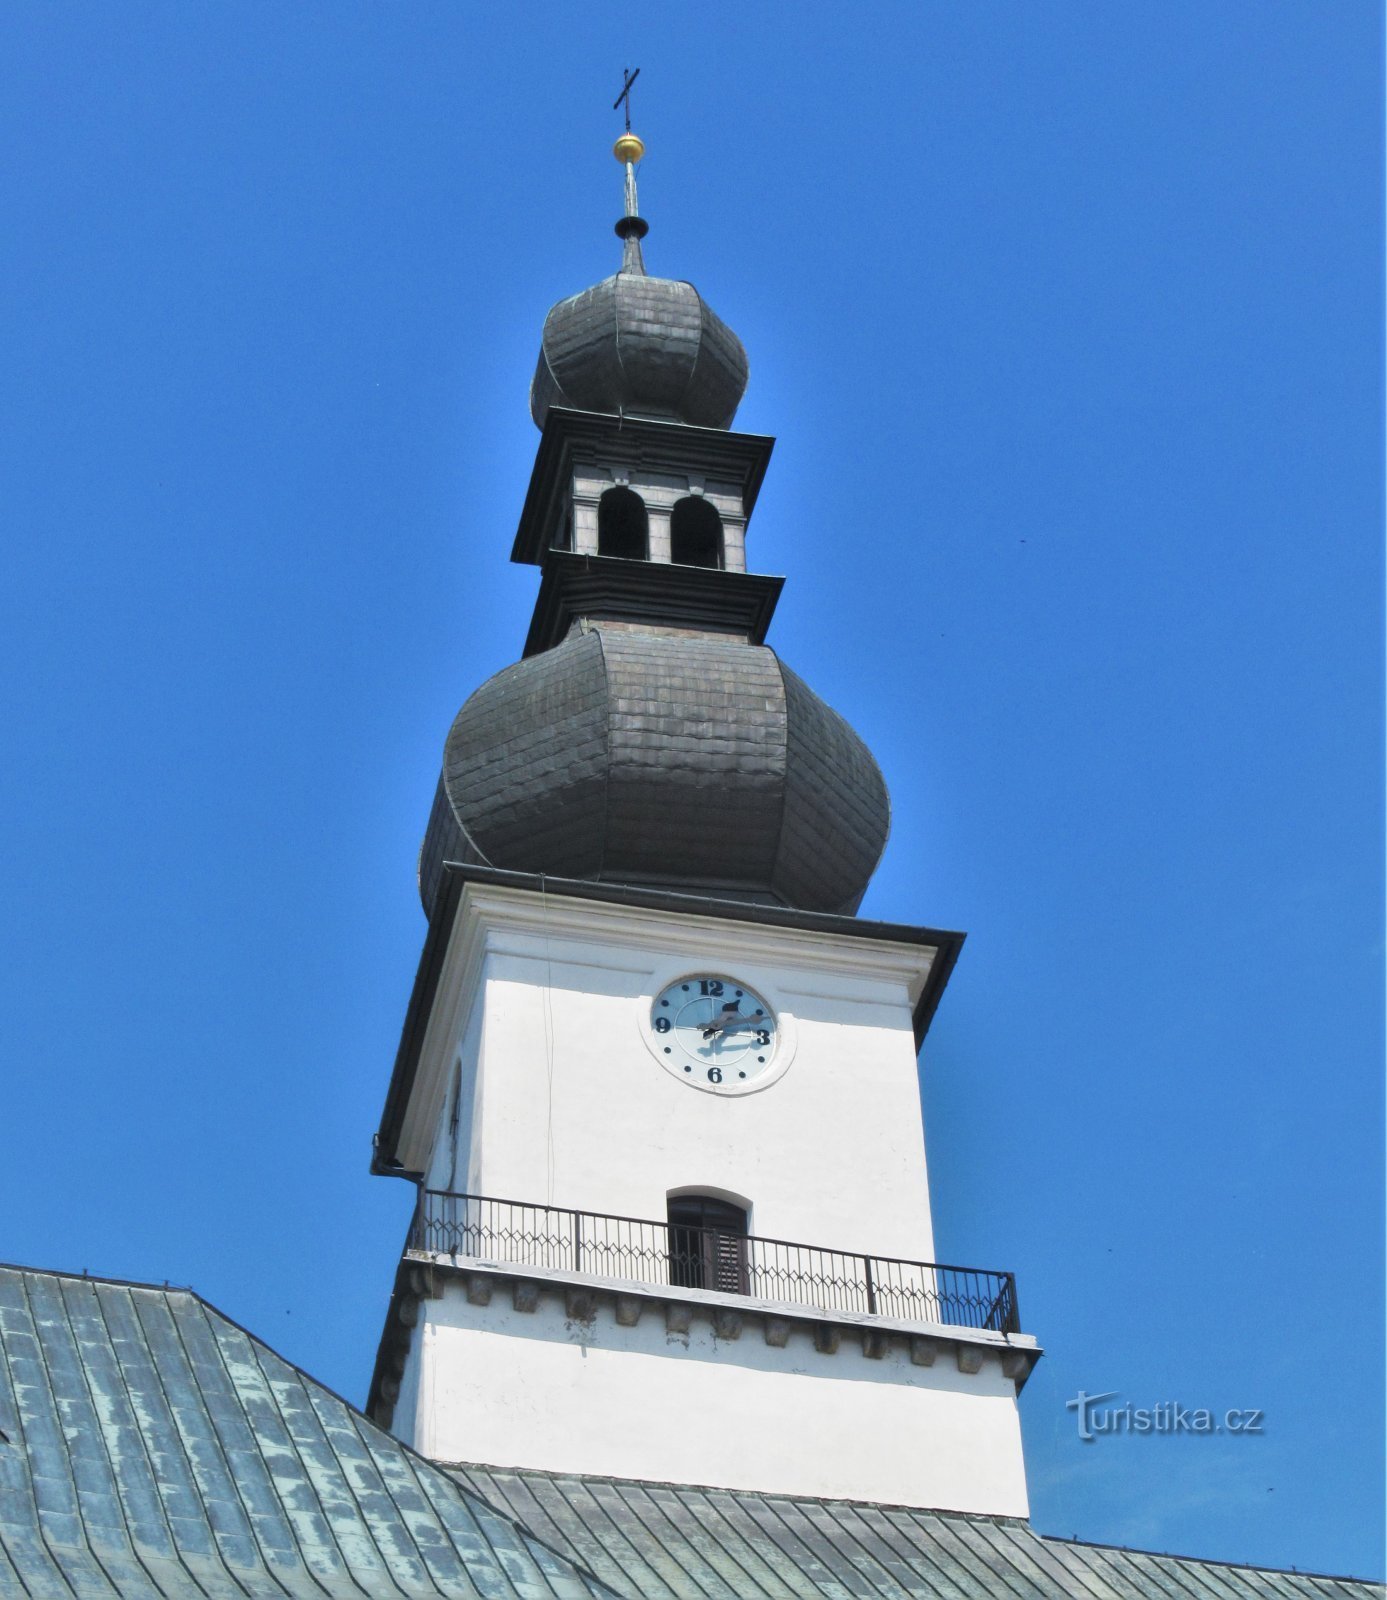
[398,1287,1030,1518]
[413,886,937,1260]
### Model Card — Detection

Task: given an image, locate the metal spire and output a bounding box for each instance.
[612,67,648,274]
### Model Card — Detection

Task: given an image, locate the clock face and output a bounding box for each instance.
[649,976,778,1092]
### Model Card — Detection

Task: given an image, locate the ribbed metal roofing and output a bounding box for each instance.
[6,1262,1375,1599]
[0,1265,615,1599]
[448,1464,1383,1600]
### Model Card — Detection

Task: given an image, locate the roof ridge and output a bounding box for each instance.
[0,1257,198,1297]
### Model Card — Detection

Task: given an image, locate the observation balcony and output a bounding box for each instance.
[406,1188,1021,1335]
[367,1188,1038,1430]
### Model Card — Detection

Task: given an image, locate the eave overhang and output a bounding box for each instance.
[522,552,784,655]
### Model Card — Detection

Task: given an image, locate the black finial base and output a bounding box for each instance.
[615,215,650,240]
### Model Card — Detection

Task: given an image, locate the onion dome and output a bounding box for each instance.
[418,628,890,919]
[529,276,748,430]
[529,134,749,430]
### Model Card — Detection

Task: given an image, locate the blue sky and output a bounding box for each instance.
[1,2,1381,1581]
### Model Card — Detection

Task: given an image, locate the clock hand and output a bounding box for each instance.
[702,1010,764,1040]
[700,1000,741,1038]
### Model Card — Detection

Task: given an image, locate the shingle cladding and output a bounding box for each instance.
[419,773,485,921]
[0,1265,616,1599]
[428,628,889,918]
[530,270,748,431]
[448,1465,1383,1600]
[441,629,612,887]
[600,631,786,890]
[775,662,891,913]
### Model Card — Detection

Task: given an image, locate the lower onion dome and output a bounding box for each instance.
[418,628,890,918]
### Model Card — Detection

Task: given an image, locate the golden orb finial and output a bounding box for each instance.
[613,132,645,165]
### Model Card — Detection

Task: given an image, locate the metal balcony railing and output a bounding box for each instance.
[409,1189,1021,1335]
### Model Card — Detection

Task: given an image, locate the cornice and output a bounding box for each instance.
[366,1253,1041,1430]
[522,552,784,656]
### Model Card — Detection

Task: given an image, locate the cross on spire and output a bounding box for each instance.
[613,66,640,133]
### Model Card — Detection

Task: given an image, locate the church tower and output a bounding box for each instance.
[366,125,1040,1518]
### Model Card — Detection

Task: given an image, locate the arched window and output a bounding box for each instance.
[670,496,723,569]
[598,486,648,560]
[667,1193,748,1293]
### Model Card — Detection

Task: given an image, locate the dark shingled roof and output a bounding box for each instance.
[0,1264,615,1598]
[530,270,748,431]
[423,629,891,919]
[447,1464,1384,1600]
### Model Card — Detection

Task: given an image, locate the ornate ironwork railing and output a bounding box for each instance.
[410,1189,1020,1335]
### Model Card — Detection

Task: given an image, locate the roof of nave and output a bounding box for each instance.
[0,1262,616,1598]
[4,1258,1377,1600]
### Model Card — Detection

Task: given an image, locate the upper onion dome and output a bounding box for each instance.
[529,130,749,430]
[529,271,749,430]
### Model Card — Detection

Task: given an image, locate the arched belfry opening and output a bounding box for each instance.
[670,495,723,569]
[666,1193,749,1293]
[598,486,649,560]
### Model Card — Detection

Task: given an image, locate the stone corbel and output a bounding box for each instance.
[711,1307,742,1340]
[564,1286,598,1322]
[1000,1348,1030,1382]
